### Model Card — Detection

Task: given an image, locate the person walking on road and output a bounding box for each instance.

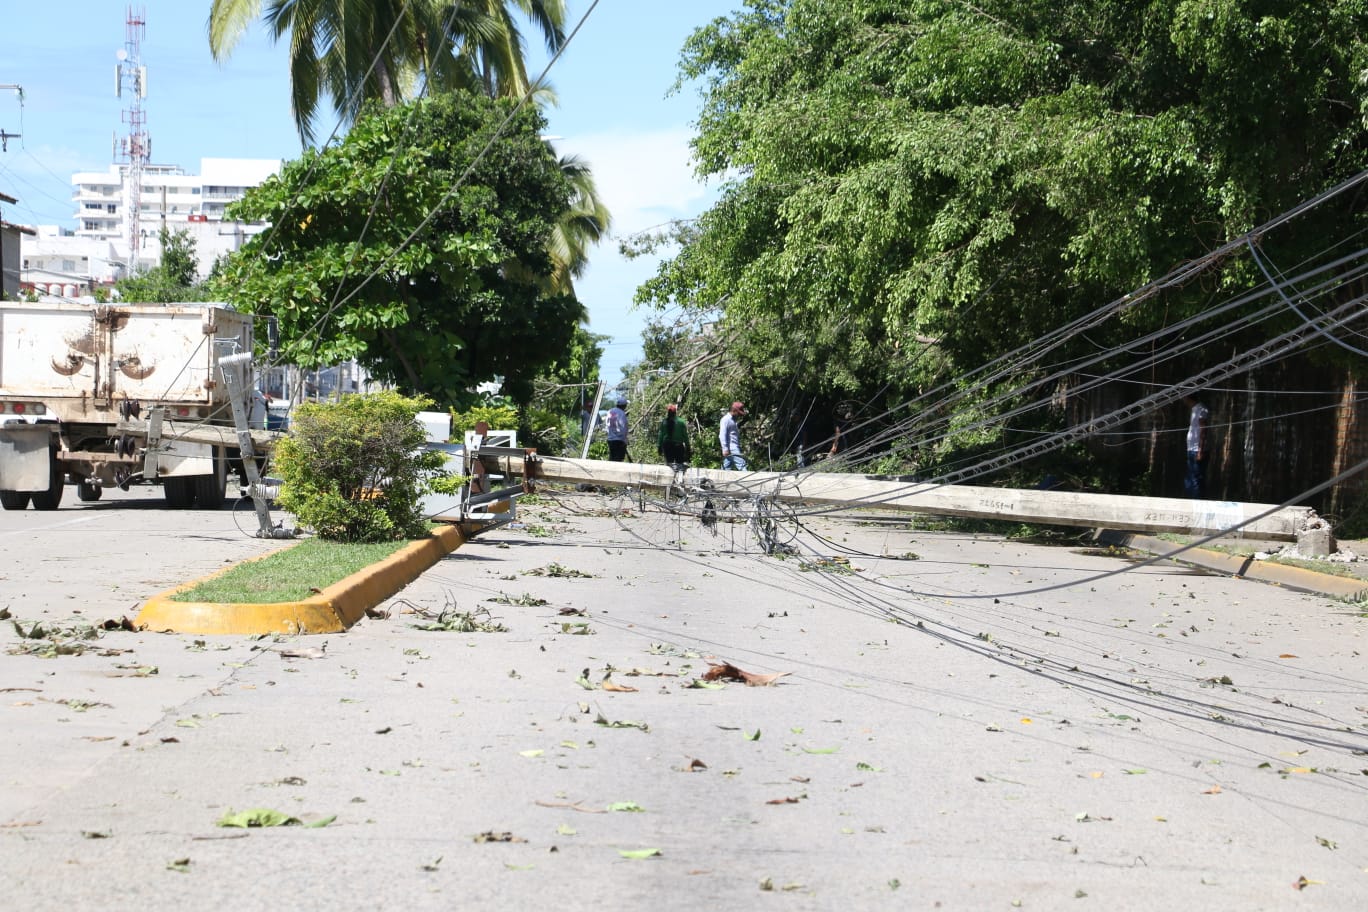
[1182,391,1210,498]
[606,397,629,462]
[657,403,691,467]
[719,401,747,470]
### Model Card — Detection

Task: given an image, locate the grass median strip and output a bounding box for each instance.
[171,537,415,604]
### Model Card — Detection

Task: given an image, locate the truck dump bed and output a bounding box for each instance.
[0,300,251,417]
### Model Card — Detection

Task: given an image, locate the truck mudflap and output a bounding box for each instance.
[0,423,57,492]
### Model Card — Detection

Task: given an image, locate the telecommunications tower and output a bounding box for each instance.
[114,6,149,273]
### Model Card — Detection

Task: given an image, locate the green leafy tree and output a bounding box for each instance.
[116,228,210,303]
[642,0,1368,473]
[209,0,605,314]
[214,90,582,407]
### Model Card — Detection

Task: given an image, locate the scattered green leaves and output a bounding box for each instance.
[525,563,595,578]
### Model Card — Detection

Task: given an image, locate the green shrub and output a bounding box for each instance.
[450,403,519,441]
[521,405,569,453]
[276,391,445,542]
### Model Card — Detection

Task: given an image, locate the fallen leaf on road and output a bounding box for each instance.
[1293,875,1323,890]
[1279,654,1298,659]
[766,797,802,805]
[702,662,790,687]
[607,802,644,813]
[279,647,326,660]
[166,858,191,873]
[519,749,544,758]
[618,848,662,859]
[1202,785,1223,795]
[217,808,300,828]
[685,758,708,772]
[534,800,605,814]
[594,713,648,732]
[601,674,638,693]
[473,831,526,843]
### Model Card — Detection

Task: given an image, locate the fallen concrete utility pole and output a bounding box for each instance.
[524,456,1316,542]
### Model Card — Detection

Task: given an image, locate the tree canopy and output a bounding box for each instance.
[215,90,581,407]
[117,228,211,303]
[638,0,1368,475]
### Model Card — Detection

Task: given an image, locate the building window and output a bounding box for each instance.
[62,259,76,272]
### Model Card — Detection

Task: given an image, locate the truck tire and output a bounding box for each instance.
[77,480,102,501]
[30,450,65,510]
[0,490,30,511]
[163,477,196,509]
[194,448,227,509]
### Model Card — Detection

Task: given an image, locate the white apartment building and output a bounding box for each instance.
[47,156,281,281]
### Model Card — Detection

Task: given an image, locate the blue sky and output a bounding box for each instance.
[0,1,739,381]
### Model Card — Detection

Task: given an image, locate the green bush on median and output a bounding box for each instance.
[275,391,446,542]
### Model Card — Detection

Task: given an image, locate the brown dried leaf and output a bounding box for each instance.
[766,796,802,805]
[473,831,525,844]
[702,661,790,687]
[601,674,638,693]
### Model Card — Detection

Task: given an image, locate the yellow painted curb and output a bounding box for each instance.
[1125,534,1368,600]
[137,524,466,635]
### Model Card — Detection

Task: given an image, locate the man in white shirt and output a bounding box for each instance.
[719,401,747,470]
[1182,391,1210,498]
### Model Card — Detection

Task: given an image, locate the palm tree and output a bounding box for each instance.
[548,151,611,296]
[208,0,567,142]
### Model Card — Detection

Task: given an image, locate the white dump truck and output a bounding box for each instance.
[0,298,277,510]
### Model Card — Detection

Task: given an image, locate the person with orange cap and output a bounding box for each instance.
[719,400,748,470]
[657,403,691,467]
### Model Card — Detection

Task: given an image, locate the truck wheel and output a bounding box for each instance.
[77,480,103,502]
[0,490,30,511]
[163,477,196,509]
[195,448,227,509]
[30,450,65,510]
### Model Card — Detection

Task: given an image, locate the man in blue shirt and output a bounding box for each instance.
[719,401,747,470]
[606,397,629,461]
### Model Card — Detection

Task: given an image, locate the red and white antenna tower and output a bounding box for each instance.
[114,6,149,273]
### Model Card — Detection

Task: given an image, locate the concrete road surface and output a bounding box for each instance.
[1,488,1366,910]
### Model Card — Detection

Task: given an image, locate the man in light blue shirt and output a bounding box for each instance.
[719,401,747,470]
[606,397,629,461]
